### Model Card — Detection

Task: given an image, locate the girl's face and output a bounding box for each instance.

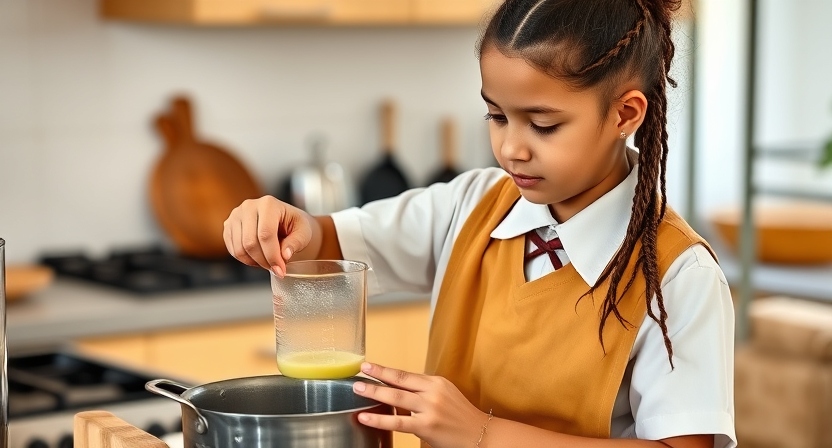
[480,46,636,222]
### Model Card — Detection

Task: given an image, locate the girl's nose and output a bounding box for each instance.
[500,126,532,162]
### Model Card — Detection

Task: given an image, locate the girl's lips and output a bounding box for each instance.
[510,173,542,188]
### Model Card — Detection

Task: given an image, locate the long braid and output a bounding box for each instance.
[638,1,679,366]
[653,0,678,220]
[575,14,646,76]
[585,0,680,368]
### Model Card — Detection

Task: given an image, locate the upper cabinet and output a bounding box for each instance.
[412,0,494,25]
[100,0,496,26]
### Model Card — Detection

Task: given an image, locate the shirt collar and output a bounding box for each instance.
[490,164,638,286]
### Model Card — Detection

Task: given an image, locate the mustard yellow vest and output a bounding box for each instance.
[424,177,713,438]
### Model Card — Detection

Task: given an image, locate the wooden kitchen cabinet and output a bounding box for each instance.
[411,0,495,25]
[75,300,430,382]
[100,0,492,25]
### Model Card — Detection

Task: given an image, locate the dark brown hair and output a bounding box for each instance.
[480,0,683,367]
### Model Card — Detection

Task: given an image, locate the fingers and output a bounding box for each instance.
[356,412,417,433]
[255,199,287,274]
[224,196,291,275]
[359,363,431,392]
[223,210,259,267]
[226,198,273,272]
[278,211,312,263]
[353,380,425,413]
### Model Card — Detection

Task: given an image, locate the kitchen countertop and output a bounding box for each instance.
[7,278,429,351]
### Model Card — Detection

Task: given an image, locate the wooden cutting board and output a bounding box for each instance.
[75,411,168,448]
[150,97,263,259]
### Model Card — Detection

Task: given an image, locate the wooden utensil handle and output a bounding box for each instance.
[155,115,178,150]
[441,117,457,167]
[75,411,169,448]
[381,99,396,154]
[171,96,195,143]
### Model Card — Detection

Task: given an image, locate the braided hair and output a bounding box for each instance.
[480,0,683,367]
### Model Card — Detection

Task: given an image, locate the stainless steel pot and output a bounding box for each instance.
[146,375,392,448]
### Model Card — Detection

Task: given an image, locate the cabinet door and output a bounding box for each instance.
[145,319,278,383]
[259,0,410,25]
[74,333,150,370]
[102,0,410,25]
[366,301,430,373]
[411,0,496,25]
[100,0,262,24]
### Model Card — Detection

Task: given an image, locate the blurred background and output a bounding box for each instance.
[1,1,831,447]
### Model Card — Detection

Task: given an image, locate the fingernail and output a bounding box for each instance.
[361,362,372,373]
[272,265,283,277]
[353,382,366,393]
[358,413,370,423]
[283,247,293,259]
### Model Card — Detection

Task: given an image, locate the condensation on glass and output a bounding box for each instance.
[271,260,368,379]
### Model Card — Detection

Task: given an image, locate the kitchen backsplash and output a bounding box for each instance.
[0,0,497,262]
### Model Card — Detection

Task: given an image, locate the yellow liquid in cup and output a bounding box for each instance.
[277,350,364,379]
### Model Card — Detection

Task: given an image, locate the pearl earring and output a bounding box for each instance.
[620,131,627,139]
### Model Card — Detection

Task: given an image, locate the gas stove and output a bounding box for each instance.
[8,351,181,448]
[40,246,269,295]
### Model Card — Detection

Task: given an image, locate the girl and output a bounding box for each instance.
[223,0,736,446]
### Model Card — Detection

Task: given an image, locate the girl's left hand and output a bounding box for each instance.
[353,362,488,448]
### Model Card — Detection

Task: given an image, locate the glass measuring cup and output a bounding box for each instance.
[271,260,368,379]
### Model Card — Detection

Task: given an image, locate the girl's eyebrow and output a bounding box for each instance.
[480,90,564,114]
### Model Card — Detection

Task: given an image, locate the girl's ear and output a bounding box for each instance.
[615,89,648,136]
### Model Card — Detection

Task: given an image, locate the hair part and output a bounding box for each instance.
[480,0,682,367]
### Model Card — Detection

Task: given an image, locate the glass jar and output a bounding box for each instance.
[271,260,368,379]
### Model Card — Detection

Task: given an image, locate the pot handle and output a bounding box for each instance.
[146,379,209,434]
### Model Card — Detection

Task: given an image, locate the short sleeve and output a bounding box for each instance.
[330,168,506,297]
[628,244,737,448]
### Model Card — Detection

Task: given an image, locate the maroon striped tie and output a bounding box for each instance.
[525,230,564,269]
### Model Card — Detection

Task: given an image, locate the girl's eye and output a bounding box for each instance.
[484,113,507,124]
[531,123,560,135]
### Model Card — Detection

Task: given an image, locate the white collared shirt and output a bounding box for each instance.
[332,166,736,447]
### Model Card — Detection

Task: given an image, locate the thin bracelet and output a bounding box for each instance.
[475,409,494,447]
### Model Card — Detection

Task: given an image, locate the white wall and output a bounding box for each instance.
[0,0,490,263]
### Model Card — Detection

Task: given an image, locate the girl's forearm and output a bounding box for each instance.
[293,215,342,261]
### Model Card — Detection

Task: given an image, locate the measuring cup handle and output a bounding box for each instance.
[145,379,209,434]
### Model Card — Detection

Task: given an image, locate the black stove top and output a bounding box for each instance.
[40,246,270,295]
[8,352,163,419]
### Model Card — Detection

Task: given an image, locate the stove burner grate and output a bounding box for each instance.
[8,352,167,419]
[40,246,269,294]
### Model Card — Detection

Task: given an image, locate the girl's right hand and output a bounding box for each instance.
[223,196,315,277]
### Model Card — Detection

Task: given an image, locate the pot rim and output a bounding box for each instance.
[181,375,391,419]
[187,401,389,419]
